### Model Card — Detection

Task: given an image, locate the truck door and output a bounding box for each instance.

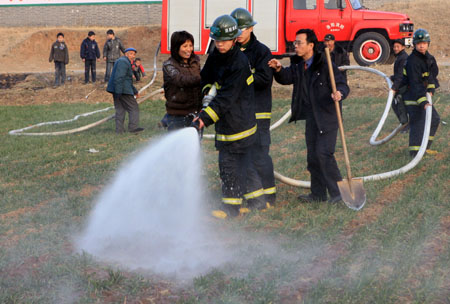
[318,0,352,41]
[286,0,319,42]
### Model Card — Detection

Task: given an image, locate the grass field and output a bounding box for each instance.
[0,93,449,303]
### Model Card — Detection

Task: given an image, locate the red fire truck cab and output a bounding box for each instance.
[161,0,414,66]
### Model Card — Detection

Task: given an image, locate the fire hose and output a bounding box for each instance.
[9,43,162,136]
[203,65,433,187]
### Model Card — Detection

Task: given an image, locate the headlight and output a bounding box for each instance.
[400,23,414,32]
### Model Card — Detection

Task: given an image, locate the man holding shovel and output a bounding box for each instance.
[268,29,349,204]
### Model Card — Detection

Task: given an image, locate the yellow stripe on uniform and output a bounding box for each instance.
[409,146,420,151]
[244,188,264,200]
[403,68,407,76]
[247,74,254,85]
[222,198,243,205]
[422,72,430,77]
[417,96,427,103]
[216,125,257,142]
[263,187,276,195]
[256,112,272,119]
[404,100,419,106]
[214,82,222,90]
[427,84,435,89]
[204,106,219,123]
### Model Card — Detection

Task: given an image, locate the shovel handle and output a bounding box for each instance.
[324,47,353,182]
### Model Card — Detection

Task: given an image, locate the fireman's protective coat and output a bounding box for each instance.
[199,46,257,152]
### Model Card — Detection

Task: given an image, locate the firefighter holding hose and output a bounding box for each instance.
[402,28,440,157]
[193,15,264,219]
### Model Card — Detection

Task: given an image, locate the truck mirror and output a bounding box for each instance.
[337,0,343,9]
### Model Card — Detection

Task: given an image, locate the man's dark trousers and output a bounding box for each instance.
[105,61,115,82]
[113,94,139,133]
[84,59,96,83]
[305,115,342,199]
[54,61,66,86]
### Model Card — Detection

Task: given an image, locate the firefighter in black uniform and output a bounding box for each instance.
[268,29,350,204]
[231,8,276,209]
[402,28,440,157]
[194,15,261,218]
[390,39,409,125]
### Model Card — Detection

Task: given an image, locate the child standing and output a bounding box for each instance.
[49,32,69,87]
[80,31,100,84]
[132,58,146,81]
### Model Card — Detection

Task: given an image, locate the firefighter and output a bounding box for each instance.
[193,15,261,218]
[231,8,276,208]
[268,29,350,204]
[402,28,440,156]
[390,39,409,125]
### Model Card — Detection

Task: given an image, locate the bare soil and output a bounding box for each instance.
[0,0,449,106]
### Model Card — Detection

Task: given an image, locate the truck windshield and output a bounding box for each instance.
[350,0,363,9]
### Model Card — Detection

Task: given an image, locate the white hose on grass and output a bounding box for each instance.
[9,44,162,136]
[8,89,163,136]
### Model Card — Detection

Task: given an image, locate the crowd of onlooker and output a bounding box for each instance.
[48,29,145,87]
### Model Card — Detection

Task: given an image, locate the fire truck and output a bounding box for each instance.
[161,0,414,66]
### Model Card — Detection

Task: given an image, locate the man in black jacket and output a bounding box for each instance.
[80,31,100,84]
[103,29,126,82]
[231,8,276,209]
[402,28,440,156]
[268,29,349,204]
[390,39,409,124]
[194,15,259,219]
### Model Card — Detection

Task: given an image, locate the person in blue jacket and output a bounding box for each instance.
[106,48,144,134]
[80,31,100,84]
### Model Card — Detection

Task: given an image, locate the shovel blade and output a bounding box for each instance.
[338,178,366,211]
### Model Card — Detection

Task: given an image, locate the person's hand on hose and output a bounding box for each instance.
[191,116,204,130]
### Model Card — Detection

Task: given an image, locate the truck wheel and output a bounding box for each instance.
[352,32,390,66]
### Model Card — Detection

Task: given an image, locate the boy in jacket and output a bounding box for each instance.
[80,31,100,84]
[194,15,260,218]
[103,29,125,82]
[49,32,69,87]
[269,29,349,204]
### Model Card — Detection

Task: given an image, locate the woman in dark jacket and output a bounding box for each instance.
[162,31,202,131]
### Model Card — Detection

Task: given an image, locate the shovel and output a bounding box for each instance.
[324,47,366,210]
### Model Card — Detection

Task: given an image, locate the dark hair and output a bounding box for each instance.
[295,29,319,52]
[393,39,405,46]
[57,32,64,38]
[135,58,141,62]
[170,31,195,63]
[88,31,95,37]
[107,29,115,35]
